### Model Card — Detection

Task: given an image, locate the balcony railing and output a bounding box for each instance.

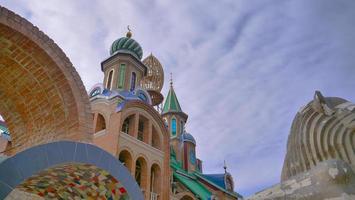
[150,192,158,200]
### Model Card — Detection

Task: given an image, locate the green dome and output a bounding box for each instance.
[110,36,143,60]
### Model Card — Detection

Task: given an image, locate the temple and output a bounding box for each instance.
[87,28,242,200]
[0,5,354,200]
[0,6,241,200]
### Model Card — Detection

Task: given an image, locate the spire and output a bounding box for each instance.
[170,72,173,87]
[126,25,132,38]
[224,160,227,173]
[163,73,182,113]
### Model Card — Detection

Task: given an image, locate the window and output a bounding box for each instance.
[95,114,106,133]
[180,121,184,134]
[138,92,147,102]
[106,70,114,90]
[130,72,136,91]
[118,64,126,88]
[90,88,101,97]
[171,118,176,136]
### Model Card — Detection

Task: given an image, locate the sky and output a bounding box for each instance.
[2,0,355,197]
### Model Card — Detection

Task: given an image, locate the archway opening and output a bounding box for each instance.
[119,150,133,172]
[150,163,161,200]
[0,117,11,155]
[95,113,106,133]
[135,157,148,193]
[181,195,194,200]
[121,114,135,136]
[0,12,92,154]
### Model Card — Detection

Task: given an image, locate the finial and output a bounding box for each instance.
[126,25,132,38]
[170,72,173,87]
[224,160,227,173]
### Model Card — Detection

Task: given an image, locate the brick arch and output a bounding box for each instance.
[180,194,195,200]
[0,6,92,154]
[118,148,133,173]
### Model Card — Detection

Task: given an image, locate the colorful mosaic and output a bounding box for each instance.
[15,163,131,200]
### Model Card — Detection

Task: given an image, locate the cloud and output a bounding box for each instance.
[2,0,355,196]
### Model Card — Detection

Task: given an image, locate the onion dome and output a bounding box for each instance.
[180,132,196,145]
[140,53,165,106]
[141,54,164,92]
[110,29,143,60]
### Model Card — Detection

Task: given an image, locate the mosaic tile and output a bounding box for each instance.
[15,163,131,200]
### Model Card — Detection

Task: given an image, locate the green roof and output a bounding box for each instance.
[171,156,211,199]
[110,36,143,60]
[163,85,182,113]
[173,172,211,199]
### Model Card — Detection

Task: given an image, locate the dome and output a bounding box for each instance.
[110,32,143,60]
[140,54,164,92]
[180,132,196,145]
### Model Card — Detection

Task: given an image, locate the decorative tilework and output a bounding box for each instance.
[15,163,131,200]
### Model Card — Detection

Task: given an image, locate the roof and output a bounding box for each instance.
[88,84,152,107]
[163,85,182,113]
[173,171,211,199]
[180,132,196,145]
[200,173,226,189]
[110,36,143,60]
[195,173,243,199]
[170,154,242,199]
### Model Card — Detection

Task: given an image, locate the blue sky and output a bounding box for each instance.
[2,0,355,196]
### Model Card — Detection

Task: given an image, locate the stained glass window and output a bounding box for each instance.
[171,118,176,136]
[118,64,126,88]
[189,149,196,165]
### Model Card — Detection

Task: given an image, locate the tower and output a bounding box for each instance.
[161,76,188,138]
[101,28,147,91]
[161,77,198,172]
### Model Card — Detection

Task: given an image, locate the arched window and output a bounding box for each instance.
[150,164,161,199]
[171,118,177,136]
[135,157,148,190]
[119,150,133,172]
[130,72,136,91]
[95,114,106,133]
[135,160,142,186]
[106,70,114,90]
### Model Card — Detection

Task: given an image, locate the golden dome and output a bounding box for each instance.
[140,53,164,92]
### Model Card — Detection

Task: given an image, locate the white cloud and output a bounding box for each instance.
[2,0,355,196]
